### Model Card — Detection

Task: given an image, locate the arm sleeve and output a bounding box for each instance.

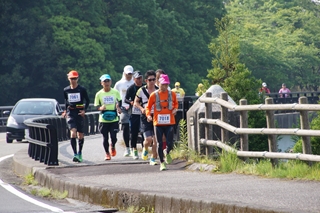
[124,86,133,105]
[63,90,69,110]
[83,89,90,111]
[172,92,179,109]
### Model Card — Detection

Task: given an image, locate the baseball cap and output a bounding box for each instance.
[159,74,170,85]
[68,70,79,78]
[124,65,134,74]
[175,82,180,86]
[262,82,267,87]
[99,74,111,81]
[133,71,142,78]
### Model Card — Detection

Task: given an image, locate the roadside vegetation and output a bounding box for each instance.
[22,173,68,199]
[171,119,320,181]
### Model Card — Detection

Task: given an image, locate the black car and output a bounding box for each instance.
[4,98,63,143]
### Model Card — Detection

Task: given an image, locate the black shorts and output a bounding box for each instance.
[67,110,84,133]
[141,114,153,133]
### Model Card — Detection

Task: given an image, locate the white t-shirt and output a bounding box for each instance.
[114,79,134,108]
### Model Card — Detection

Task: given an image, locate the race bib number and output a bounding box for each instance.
[68,93,81,102]
[158,114,170,124]
[103,96,115,105]
[176,93,181,98]
[132,106,141,115]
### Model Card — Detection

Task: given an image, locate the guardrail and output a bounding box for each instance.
[189,92,320,165]
[267,92,320,104]
[24,112,100,165]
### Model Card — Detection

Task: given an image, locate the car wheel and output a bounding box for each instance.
[6,136,13,143]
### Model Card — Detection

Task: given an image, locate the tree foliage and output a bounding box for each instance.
[225,0,320,92]
[0,0,225,105]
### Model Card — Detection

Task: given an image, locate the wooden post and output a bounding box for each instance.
[265,97,278,167]
[299,97,312,165]
[240,99,248,151]
[221,92,229,143]
[205,92,213,156]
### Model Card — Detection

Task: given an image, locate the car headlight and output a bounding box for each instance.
[7,116,18,126]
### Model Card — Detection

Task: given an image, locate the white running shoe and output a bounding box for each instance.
[123,148,131,157]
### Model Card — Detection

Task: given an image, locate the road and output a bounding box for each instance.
[0,133,120,213]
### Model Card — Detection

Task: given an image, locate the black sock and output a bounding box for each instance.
[71,138,77,154]
[78,138,84,154]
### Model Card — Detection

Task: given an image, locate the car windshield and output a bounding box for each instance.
[12,101,55,115]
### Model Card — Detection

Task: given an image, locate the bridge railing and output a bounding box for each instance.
[267,92,320,104]
[24,112,100,165]
[189,92,320,165]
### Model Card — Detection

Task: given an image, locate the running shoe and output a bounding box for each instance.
[105,153,111,160]
[132,150,139,160]
[110,145,117,157]
[149,158,158,165]
[163,149,172,164]
[123,148,131,157]
[160,162,166,171]
[73,154,80,162]
[78,153,83,162]
[142,147,148,160]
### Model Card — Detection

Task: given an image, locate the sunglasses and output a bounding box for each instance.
[69,78,78,80]
[103,79,110,82]
[147,78,156,82]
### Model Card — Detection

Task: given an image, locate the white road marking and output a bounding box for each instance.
[0,154,65,212]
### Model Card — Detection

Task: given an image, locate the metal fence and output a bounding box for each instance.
[24,112,100,165]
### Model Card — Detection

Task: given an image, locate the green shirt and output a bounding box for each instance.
[94,88,121,123]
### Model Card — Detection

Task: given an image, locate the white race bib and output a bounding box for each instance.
[158,114,170,124]
[103,96,115,105]
[68,93,81,102]
[132,106,141,115]
[176,93,181,98]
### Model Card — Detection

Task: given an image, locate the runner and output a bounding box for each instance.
[63,70,90,162]
[145,74,178,171]
[134,70,159,165]
[155,69,170,150]
[114,65,134,156]
[124,71,144,159]
[94,74,122,160]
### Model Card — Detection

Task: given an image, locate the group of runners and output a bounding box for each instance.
[63,65,179,171]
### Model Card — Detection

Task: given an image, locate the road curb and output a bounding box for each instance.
[31,167,285,213]
[13,147,296,213]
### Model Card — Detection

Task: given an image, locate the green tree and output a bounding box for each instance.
[207,16,268,151]
[207,17,261,104]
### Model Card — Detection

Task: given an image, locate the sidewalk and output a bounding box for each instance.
[13,132,320,213]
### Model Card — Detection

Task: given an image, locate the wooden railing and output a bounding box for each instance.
[190,92,320,164]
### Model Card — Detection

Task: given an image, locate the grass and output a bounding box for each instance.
[23,173,68,199]
[171,119,320,181]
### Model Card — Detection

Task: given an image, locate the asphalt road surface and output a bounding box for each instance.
[0,133,124,213]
